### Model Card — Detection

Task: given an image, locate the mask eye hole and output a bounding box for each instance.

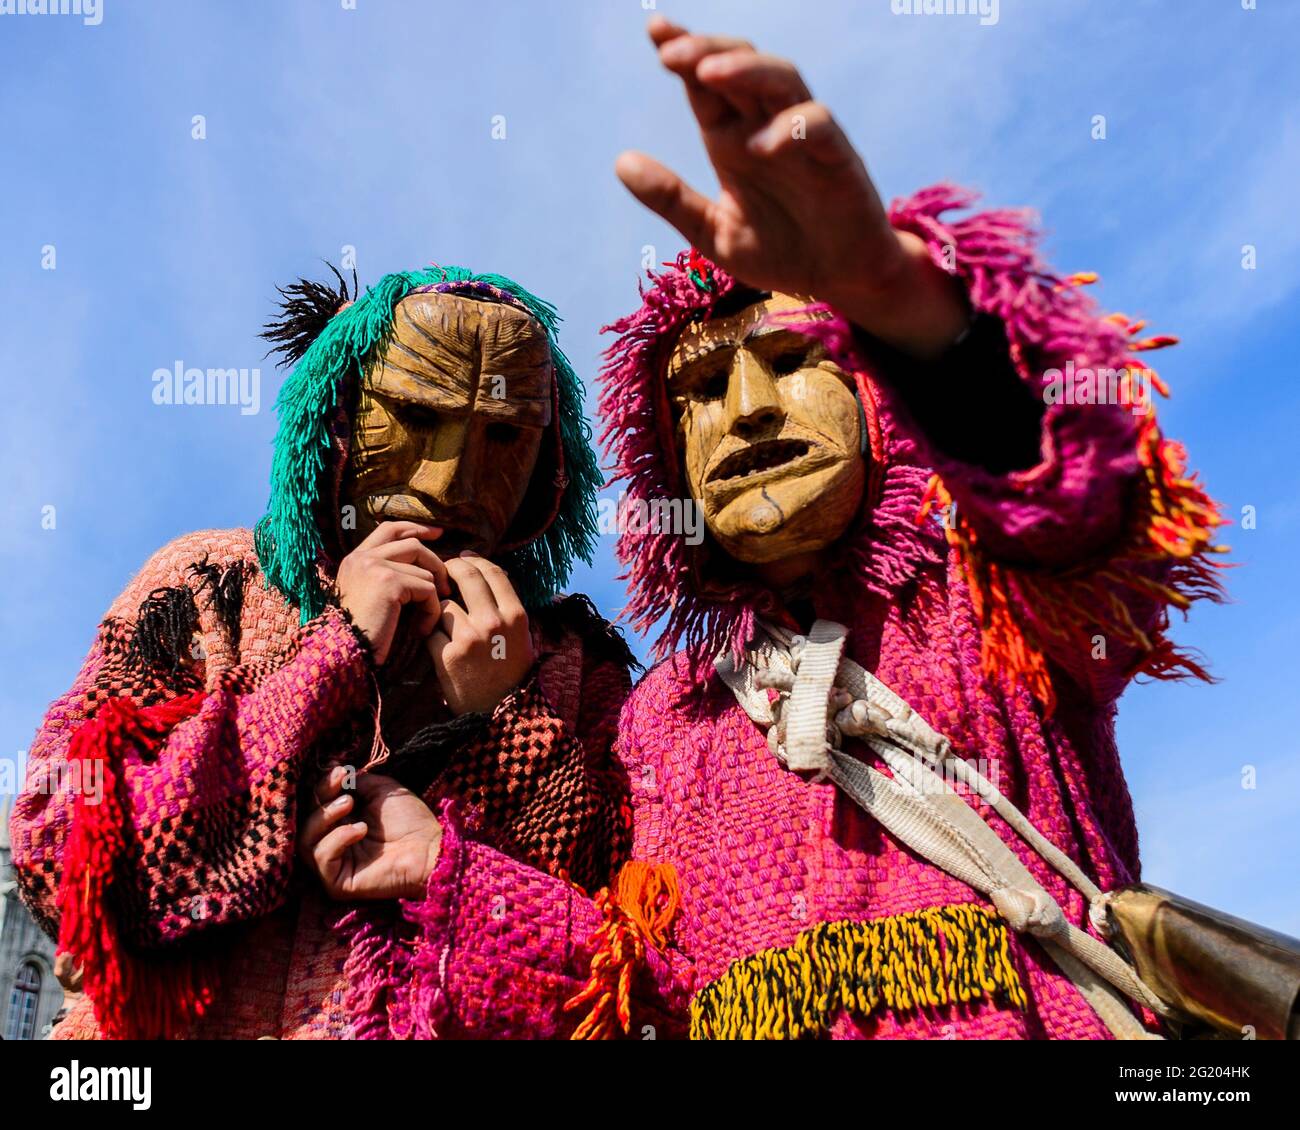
[672,359,730,405]
[774,350,805,376]
[769,340,819,377]
[697,366,730,402]
[486,421,522,444]
[400,402,443,430]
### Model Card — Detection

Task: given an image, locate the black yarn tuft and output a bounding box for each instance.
[261,261,358,369]
[128,586,200,675]
[189,557,249,640]
[378,712,493,799]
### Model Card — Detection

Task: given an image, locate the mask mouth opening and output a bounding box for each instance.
[707,438,812,484]
[424,527,478,556]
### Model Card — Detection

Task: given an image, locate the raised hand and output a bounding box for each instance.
[616,17,968,359]
[298,765,442,901]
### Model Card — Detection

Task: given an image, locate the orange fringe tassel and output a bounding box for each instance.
[564,861,680,1039]
[917,314,1228,714]
[1055,271,1099,292]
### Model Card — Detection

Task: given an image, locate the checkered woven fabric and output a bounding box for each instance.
[341,186,1210,1041]
[360,556,1164,1041]
[12,527,636,1039]
[82,617,204,713]
[422,674,630,896]
[18,600,368,960]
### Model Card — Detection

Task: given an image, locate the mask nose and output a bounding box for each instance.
[406,416,470,505]
[723,348,785,439]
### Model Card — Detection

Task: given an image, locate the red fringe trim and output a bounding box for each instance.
[57,691,216,1040]
[917,325,1228,715]
[564,861,680,1039]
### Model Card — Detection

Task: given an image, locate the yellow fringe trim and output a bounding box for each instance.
[916,308,1228,714]
[689,903,1025,1040]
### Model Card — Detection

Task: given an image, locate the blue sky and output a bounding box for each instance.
[1,0,1297,934]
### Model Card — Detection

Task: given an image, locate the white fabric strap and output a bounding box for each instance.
[715,618,1168,1040]
[781,620,845,773]
[826,743,1166,1035]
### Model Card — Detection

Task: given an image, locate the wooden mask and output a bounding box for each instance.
[341,291,554,555]
[669,292,866,565]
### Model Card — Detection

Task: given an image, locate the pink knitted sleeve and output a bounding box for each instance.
[9,536,372,1039]
[347,690,695,1040]
[11,607,369,933]
[386,810,689,1039]
[8,641,106,935]
[884,184,1158,569]
[818,185,1226,708]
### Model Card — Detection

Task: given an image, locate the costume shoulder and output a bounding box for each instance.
[104,527,262,622]
[98,528,301,680]
[532,591,643,676]
[623,650,715,717]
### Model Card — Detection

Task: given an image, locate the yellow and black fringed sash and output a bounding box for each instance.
[689,902,1026,1040]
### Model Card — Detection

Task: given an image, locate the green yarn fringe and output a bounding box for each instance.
[254,266,601,623]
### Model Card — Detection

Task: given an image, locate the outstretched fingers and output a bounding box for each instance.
[614,150,717,256]
[656,29,757,74]
[696,50,812,118]
[650,18,758,128]
[748,100,854,165]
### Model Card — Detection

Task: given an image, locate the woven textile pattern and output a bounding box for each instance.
[422,678,630,895]
[11,527,634,1039]
[334,185,1220,1040]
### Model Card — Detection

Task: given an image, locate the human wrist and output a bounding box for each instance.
[407,824,443,900]
[449,658,538,717]
[827,229,971,361]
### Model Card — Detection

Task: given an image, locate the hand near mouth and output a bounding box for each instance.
[336,521,450,665]
[367,494,485,555]
[427,553,535,715]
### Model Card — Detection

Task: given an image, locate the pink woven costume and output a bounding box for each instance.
[322,185,1226,1040]
[8,268,637,1040]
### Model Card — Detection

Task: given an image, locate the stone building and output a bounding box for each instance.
[1,794,64,1039]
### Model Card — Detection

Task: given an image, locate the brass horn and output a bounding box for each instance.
[1103,883,1300,1040]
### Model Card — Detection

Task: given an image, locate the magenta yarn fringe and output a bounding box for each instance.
[597,183,1155,681]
